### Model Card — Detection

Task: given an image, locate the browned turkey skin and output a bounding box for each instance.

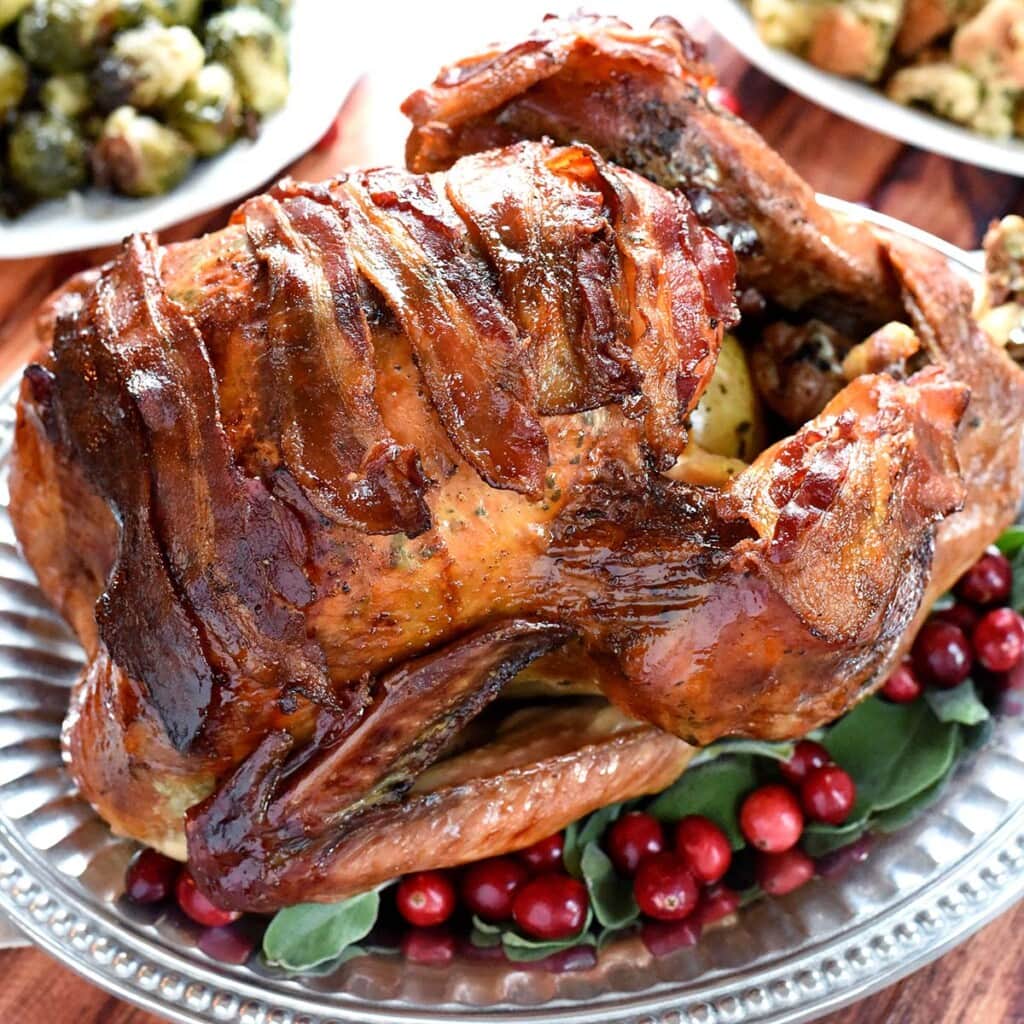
[9,18,1023,914]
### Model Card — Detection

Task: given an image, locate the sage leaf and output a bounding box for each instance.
[801,816,868,858]
[925,680,990,725]
[823,697,959,813]
[996,524,1024,555]
[580,841,639,929]
[500,907,595,962]
[564,802,623,877]
[647,756,757,848]
[263,889,380,971]
[691,738,795,766]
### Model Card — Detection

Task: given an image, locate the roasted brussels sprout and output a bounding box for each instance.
[92,105,194,196]
[221,0,291,26]
[205,7,289,114]
[167,62,241,156]
[17,0,129,72]
[138,0,201,25]
[39,70,90,118]
[0,0,31,30]
[0,44,29,119]
[93,22,204,111]
[7,110,88,198]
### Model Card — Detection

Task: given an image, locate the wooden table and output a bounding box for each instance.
[0,27,1022,1024]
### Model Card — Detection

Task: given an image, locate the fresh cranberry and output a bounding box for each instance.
[708,84,742,116]
[512,875,588,941]
[739,785,804,853]
[801,765,856,825]
[175,870,241,928]
[815,835,874,879]
[972,607,1024,672]
[780,740,831,785]
[395,871,456,927]
[674,816,732,884]
[633,853,700,921]
[197,921,259,965]
[460,857,528,922]
[517,832,565,874]
[401,926,456,966]
[932,603,981,635]
[125,848,179,905]
[606,812,665,876]
[881,662,922,703]
[756,848,815,896]
[955,551,1012,606]
[640,917,701,956]
[912,620,972,689]
[695,885,740,926]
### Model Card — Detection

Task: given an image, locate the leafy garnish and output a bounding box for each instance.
[471,911,596,962]
[925,679,990,725]
[580,841,639,929]
[647,756,758,848]
[564,802,624,878]
[263,890,380,970]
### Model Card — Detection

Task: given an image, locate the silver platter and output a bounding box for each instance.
[0,208,1020,1024]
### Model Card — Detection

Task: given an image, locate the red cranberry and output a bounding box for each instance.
[460,857,527,922]
[801,765,856,825]
[125,848,179,905]
[756,848,815,896]
[512,875,588,941]
[912,620,972,689]
[972,607,1024,672]
[401,926,456,966]
[633,853,700,921]
[932,603,981,635]
[708,84,742,116]
[739,785,804,853]
[780,740,831,785]
[955,551,1012,606]
[695,885,740,926]
[395,871,456,928]
[517,832,565,874]
[175,870,241,928]
[197,921,259,965]
[673,815,732,884]
[606,812,665,877]
[881,662,922,703]
[640,917,701,956]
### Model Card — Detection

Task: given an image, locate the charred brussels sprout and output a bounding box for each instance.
[205,7,289,114]
[0,44,29,119]
[92,105,194,196]
[0,0,31,30]
[39,70,90,118]
[7,110,88,198]
[221,0,291,26]
[93,22,204,111]
[17,0,129,72]
[167,62,240,156]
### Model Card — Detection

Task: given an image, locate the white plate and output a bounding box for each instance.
[704,0,1024,177]
[0,0,358,259]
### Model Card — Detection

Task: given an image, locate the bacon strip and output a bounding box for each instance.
[52,236,327,750]
[242,189,430,535]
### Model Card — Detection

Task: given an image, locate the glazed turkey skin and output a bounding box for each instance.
[8,21,1024,912]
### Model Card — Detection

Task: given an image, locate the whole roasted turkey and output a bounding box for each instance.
[10,14,1024,912]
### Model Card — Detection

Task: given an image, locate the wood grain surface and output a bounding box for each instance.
[0,26,1021,1024]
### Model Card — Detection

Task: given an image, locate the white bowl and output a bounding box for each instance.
[704,0,1024,177]
[0,0,358,259]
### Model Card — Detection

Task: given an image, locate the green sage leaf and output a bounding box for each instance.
[580,841,639,929]
[263,889,380,971]
[925,680,990,725]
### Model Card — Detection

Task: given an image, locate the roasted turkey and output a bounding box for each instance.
[9,14,1024,913]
